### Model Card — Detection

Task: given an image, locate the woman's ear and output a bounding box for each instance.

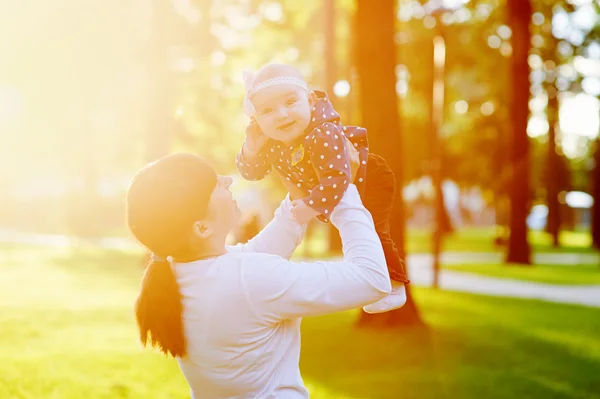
[193,220,213,239]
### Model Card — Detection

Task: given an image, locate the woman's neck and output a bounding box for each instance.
[176,240,227,263]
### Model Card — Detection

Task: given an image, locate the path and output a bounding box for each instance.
[405,260,600,308]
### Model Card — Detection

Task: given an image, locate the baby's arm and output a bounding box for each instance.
[236,120,272,181]
[302,122,351,219]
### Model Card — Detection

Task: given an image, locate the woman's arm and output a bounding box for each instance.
[230,193,307,259]
[241,184,391,322]
[231,149,359,258]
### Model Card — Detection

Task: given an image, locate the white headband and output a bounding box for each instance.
[242,69,308,117]
[248,76,308,97]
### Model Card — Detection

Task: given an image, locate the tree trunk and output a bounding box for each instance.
[541,12,562,248]
[354,0,425,328]
[431,33,446,289]
[545,90,561,247]
[324,0,343,254]
[592,138,600,249]
[505,0,532,265]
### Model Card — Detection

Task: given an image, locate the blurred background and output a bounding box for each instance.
[1,0,599,398]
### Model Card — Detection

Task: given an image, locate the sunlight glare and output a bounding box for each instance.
[333,80,351,98]
[454,100,468,114]
[497,25,512,40]
[527,116,549,137]
[0,85,23,124]
[261,2,283,22]
[487,35,501,49]
[560,93,600,139]
[480,101,495,116]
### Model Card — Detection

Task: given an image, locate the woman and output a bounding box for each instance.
[126,152,391,399]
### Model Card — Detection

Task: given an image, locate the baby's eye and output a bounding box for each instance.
[260,108,273,115]
[286,98,297,105]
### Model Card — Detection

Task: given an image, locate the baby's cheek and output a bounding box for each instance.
[297,113,312,130]
[260,123,280,139]
[254,117,269,131]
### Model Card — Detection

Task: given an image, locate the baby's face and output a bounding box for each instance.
[251,85,313,144]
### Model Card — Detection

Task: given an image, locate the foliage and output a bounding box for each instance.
[1,0,599,236]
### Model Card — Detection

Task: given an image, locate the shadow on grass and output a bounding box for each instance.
[300,319,451,399]
[299,292,600,399]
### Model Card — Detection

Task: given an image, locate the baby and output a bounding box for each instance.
[236,63,409,313]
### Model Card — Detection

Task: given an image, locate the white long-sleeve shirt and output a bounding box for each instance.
[173,184,391,399]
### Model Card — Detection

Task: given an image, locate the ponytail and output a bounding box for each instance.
[135,257,186,357]
[127,153,218,358]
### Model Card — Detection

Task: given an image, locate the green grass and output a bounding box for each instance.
[298,226,598,258]
[444,263,600,285]
[406,227,597,254]
[1,243,600,399]
[407,227,498,253]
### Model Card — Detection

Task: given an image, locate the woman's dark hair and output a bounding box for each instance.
[126,153,217,357]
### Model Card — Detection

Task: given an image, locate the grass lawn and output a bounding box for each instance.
[406,228,597,254]
[297,226,597,258]
[443,263,600,285]
[1,243,599,399]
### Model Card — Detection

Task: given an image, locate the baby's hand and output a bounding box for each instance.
[243,119,269,156]
[344,136,360,182]
[291,200,321,224]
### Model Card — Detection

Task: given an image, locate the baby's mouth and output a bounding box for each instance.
[278,121,296,131]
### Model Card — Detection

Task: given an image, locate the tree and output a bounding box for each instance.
[592,138,600,249]
[506,0,533,264]
[541,29,563,247]
[398,1,515,250]
[534,1,579,247]
[354,0,424,328]
[324,0,344,253]
[572,3,600,249]
[428,10,451,289]
[582,7,600,249]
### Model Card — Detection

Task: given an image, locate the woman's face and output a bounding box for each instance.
[204,175,241,238]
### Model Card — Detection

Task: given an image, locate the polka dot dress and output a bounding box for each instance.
[237,90,369,222]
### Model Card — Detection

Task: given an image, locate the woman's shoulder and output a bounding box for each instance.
[224,249,289,273]
[226,247,285,263]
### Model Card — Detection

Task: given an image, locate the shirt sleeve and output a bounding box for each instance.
[302,122,351,217]
[236,146,272,181]
[241,185,391,323]
[227,194,307,260]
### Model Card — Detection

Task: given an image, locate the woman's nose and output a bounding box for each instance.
[222,176,233,189]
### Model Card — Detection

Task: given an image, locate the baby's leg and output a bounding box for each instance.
[360,153,409,313]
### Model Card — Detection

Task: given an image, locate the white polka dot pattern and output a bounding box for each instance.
[300,121,354,217]
[236,92,370,222]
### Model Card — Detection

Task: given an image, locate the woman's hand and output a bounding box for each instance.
[279,174,316,223]
[290,200,321,223]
